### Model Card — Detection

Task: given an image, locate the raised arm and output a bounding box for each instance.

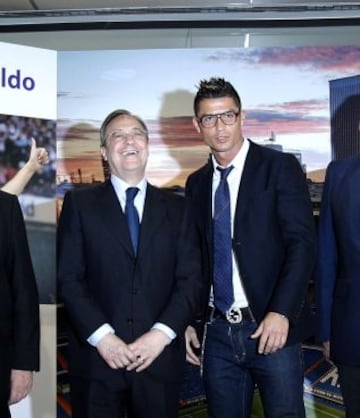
[1,138,49,195]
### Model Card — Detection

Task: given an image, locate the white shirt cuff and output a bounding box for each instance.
[87,323,115,347]
[152,322,176,340]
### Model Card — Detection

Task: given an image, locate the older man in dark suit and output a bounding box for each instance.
[185,77,316,418]
[316,154,360,418]
[57,109,203,418]
[0,191,39,418]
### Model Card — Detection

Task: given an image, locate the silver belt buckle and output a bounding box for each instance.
[226,307,242,324]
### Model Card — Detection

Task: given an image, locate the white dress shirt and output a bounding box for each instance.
[211,138,250,309]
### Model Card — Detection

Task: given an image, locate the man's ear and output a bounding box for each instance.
[100,146,107,161]
[193,117,201,133]
[240,110,245,126]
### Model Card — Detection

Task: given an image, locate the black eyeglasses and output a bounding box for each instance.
[198,110,240,128]
[106,128,147,143]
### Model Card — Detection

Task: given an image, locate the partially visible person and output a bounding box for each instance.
[316,155,360,418]
[0,190,40,417]
[57,109,203,418]
[185,77,316,418]
[1,137,49,195]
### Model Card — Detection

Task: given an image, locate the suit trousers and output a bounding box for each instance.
[70,370,180,418]
[337,363,360,418]
[0,348,11,418]
[0,376,11,417]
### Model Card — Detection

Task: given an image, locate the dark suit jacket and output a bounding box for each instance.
[57,181,203,383]
[0,191,39,379]
[186,141,316,345]
[316,155,360,366]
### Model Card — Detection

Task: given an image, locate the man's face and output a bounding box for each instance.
[101,115,149,180]
[193,97,244,164]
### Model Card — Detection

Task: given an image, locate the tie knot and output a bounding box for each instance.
[126,187,139,202]
[217,165,233,180]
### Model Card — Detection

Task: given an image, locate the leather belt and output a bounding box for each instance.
[208,306,253,324]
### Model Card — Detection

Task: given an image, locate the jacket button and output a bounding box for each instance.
[127,318,133,324]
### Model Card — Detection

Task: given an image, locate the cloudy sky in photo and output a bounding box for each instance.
[57,46,360,185]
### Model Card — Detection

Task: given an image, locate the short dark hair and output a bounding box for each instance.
[193,77,242,117]
[99,109,149,146]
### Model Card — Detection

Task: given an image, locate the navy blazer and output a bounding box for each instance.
[0,191,39,374]
[57,181,203,383]
[315,155,360,366]
[186,140,316,345]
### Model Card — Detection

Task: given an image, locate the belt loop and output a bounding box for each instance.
[207,306,215,323]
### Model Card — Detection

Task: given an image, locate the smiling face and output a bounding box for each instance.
[101,114,149,184]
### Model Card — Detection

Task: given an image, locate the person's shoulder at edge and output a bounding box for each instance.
[320,155,360,189]
[0,188,17,201]
[327,153,360,173]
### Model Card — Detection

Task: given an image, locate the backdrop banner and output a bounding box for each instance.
[0,41,57,418]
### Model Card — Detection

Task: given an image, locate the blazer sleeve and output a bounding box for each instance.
[9,195,40,371]
[57,191,109,342]
[267,153,316,323]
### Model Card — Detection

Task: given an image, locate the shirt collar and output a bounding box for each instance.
[212,138,250,174]
[110,174,147,198]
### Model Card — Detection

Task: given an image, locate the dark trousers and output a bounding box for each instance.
[0,354,11,418]
[0,384,10,416]
[337,363,360,418]
[70,371,180,418]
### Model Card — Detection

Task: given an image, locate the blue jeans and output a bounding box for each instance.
[202,317,305,418]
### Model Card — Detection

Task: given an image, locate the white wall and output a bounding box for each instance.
[0,25,360,52]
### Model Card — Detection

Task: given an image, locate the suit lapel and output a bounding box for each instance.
[96,181,134,257]
[234,141,263,236]
[137,184,167,258]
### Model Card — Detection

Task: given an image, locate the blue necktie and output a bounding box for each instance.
[125,187,140,254]
[213,166,234,313]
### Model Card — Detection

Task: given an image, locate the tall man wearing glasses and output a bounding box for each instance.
[185,78,316,417]
[58,109,203,418]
